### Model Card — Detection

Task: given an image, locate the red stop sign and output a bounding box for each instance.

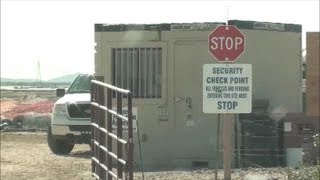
[208,25,245,62]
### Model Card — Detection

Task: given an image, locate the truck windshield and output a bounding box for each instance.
[67,74,94,94]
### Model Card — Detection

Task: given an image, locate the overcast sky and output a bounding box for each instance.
[1,0,319,80]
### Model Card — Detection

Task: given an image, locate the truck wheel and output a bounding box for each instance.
[47,125,74,155]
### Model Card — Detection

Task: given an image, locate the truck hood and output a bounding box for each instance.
[55,93,90,105]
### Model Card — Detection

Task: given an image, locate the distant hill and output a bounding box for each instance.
[0,78,38,83]
[1,73,80,84]
[47,73,80,83]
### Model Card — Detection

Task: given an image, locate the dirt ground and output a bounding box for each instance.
[0,132,93,180]
[0,132,290,180]
[1,132,320,180]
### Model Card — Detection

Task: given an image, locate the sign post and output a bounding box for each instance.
[205,25,249,180]
[222,113,233,180]
[203,63,252,180]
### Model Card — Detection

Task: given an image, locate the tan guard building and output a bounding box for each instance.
[94,20,302,169]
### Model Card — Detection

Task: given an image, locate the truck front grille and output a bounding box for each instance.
[69,125,91,132]
[67,104,90,118]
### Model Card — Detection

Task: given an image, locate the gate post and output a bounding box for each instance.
[117,92,123,179]
[106,89,113,180]
[98,86,106,179]
[127,92,134,180]
[90,83,96,176]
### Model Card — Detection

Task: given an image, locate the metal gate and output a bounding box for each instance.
[90,80,133,180]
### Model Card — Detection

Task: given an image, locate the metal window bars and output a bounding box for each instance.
[111,48,162,98]
[91,80,133,180]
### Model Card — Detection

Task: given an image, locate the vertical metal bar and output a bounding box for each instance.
[98,85,106,180]
[112,49,116,98]
[127,49,130,94]
[117,92,123,179]
[90,82,96,176]
[154,48,156,97]
[121,48,124,89]
[132,48,135,96]
[155,48,158,99]
[159,48,162,98]
[127,93,133,180]
[144,48,147,98]
[115,48,118,87]
[95,85,100,178]
[149,48,153,98]
[112,49,114,85]
[96,84,101,179]
[113,49,116,87]
[138,48,142,98]
[107,88,112,180]
[117,49,120,88]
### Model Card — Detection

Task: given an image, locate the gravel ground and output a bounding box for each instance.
[1,132,93,180]
[1,132,318,180]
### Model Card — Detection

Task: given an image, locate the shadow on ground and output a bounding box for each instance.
[69,150,91,159]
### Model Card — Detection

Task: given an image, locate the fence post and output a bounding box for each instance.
[117,92,123,179]
[106,88,113,180]
[98,86,106,179]
[90,83,96,176]
[127,92,134,180]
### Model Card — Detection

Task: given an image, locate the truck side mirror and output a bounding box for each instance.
[56,88,66,97]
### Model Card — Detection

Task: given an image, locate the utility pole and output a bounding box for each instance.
[36,60,42,87]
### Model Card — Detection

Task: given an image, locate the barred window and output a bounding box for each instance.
[112,48,162,98]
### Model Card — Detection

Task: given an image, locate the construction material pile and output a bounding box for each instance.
[1,99,54,119]
[0,90,56,131]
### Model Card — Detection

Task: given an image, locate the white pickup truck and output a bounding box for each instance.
[47,74,93,154]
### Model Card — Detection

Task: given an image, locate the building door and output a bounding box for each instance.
[173,42,219,163]
[174,42,210,127]
[174,44,200,128]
